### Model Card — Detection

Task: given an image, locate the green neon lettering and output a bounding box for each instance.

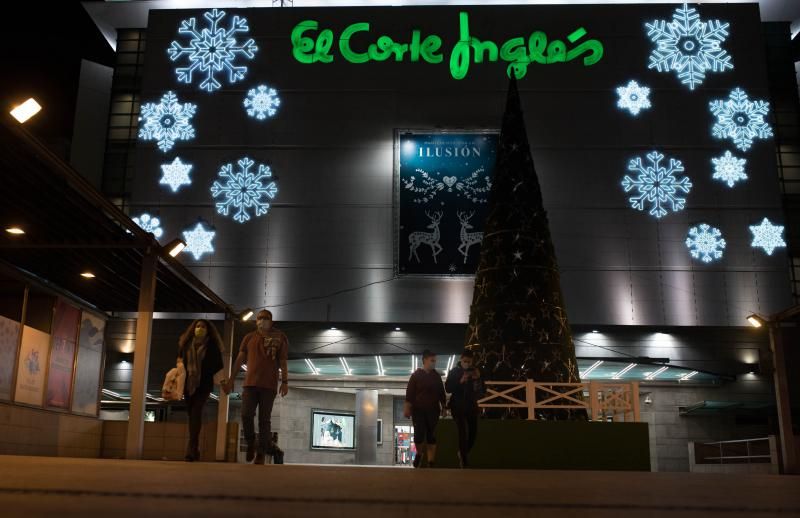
[340,22,370,63]
[290,13,604,78]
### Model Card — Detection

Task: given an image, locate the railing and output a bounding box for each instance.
[478,380,641,422]
[691,437,777,465]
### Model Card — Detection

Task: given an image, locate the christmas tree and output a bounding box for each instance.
[464,77,582,418]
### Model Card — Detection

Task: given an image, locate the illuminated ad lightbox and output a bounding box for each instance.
[135,3,788,323]
[397,131,499,275]
[311,409,356,450]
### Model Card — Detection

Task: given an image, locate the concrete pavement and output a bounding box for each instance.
[0,455,799,517]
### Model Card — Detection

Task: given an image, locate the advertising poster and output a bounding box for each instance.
[45,299,80,409]
[14,326,50,407]
[0,315,21,400]
[397,131,499,276]
[71,313,105,416]
[311,410,355,450]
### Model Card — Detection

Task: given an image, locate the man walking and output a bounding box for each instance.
[445,349,483,468]
[404,349,446,468]
[225,309,289,464]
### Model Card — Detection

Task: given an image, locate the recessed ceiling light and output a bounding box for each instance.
[395,327,401,331]
[5,227,24,235]
[10,98,42,123]
[330,326,337,330]
[80,272,96,279]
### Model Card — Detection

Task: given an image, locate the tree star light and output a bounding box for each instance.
[159,157,193,192]
[749,217,786,256]
[616,80,652,116]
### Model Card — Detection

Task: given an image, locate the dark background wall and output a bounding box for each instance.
[132,4,791,325]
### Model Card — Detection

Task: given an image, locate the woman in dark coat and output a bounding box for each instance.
[178,319,224,462]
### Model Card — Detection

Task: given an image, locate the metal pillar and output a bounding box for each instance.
[769,325,798,474]
[355,389,378,465]
[125,250,157,459]
[215,315,235,461]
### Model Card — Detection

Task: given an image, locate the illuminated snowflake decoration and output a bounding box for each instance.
[711,151,747,188]
[616,80,652,116]
[749,217,786,256]
[132,214,164,239]
[622,151,692,219]
[710,88,773,152]
[645,3,733,90]
[210,157,278,223]
[138,91,196,152]
[686,223,725,263]
[159,157,193,192]
[182,222,216,260]
[167,8,257,93]
[244,84,281,120]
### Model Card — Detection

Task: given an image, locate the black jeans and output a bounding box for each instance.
[185,388,211,457]
[242,387,277,454]
[451,405,478,460]
[411,407,440,445]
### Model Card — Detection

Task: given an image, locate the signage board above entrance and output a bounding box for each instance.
[291,11,604,80]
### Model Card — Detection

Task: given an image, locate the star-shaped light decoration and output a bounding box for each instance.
[182,222,216,260]
[160,157,193,192]
[749,217,786,256]
[616,80,652,116]
[513,250,523,261]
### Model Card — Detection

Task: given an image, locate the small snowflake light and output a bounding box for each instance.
[159,157,193,192]
[711,151,747,188]
[710,88,773,152]
[622,151,692,219]
[182,222,216,260]
[168,9,257,93]
[749,217,786,256]
[138,91,196,152]
[646,3,733,90]
[686,223,725,263]
[244,84,281,120]
[616,80,652,116]
[132,213,164,239]
[210,157,278,223]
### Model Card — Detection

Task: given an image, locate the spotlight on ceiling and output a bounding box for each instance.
[80,272,96,279]
[746,314,765,328]
[5,227,25,235]
[10,98,42,123]
[240,309,254,322]
[165,238,187,257]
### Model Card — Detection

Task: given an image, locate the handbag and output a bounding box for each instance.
[162,358,186,401]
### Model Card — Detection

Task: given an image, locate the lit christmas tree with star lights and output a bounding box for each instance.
[464,78,582,419]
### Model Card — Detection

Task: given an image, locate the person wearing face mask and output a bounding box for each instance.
[445,349,484,468]
[404,349,446,468]
[178,319,225,462]
[225,309,289,464]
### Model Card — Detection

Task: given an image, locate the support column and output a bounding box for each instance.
[770,325,797,474]
[215,315,235,461]
[125,250,157,460]
[355,389,378,465]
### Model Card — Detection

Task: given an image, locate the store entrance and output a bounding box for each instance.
[394,425,415,466]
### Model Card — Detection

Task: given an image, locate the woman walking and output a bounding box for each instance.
[178,319,224,462]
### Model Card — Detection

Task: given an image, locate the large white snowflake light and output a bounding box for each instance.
[686,223,725,263]
[132,213,164,239]
[616,80,652,116]
[645,3,733,90]
[711,150,747,188]
[168,8,258,93]
[159,157,193,192]
[138,91,196,152]
[182,222,216,260]
[622,151,692,219]
[210,157,278,223]
[710,88,773,152]
[749,217,786,256]
[244,84,281,120]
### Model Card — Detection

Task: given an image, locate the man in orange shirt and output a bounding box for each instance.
[225,309,289,464]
